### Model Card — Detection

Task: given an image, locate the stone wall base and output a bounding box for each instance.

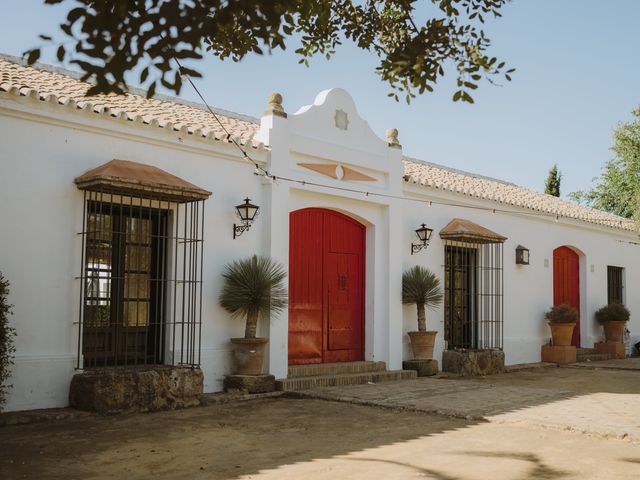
[594,342,625,359]
[224,374,276,394]
[541,345,576,364]
[442,349,505,376]
[402,359,438,377]
[69,366,203,414]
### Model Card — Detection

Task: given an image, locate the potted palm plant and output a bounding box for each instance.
[545,304,577,346]
[219,255,287,375]
[595,303,630,343]
[402,266,443,359]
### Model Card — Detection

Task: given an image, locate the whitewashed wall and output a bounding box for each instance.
[0,93,270,411]
[1,87,639,412]
[401,187,640,365]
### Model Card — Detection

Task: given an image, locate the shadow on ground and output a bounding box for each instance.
[0,364,638,479]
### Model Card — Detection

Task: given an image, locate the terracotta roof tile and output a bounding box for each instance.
[75,159,212,202]
[0,55,261,149]
[440,218,507,243]
[1,55,635,232]
[403,159,636,232]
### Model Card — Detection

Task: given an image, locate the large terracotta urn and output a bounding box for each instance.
[549,322,576,347]
[408,331,437,359]
[603,321,625,343]
[230,337,269,375]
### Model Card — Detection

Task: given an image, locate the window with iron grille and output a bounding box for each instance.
[607,266,624,305]
[443,239,504,350]
[75,160,211,369]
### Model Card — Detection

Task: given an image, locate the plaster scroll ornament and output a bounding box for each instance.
[386,128,401,148]
[264,92,287,118]
[334,109,349,130]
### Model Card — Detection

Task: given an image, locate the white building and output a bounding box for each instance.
[1,55,638,412]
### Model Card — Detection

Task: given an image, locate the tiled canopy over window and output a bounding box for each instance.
[75,160,211,369]
[440,219,506,351]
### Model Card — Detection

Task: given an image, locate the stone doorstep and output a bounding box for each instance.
[224,374,276,394]
[1,391,287,428]
[275,369,417,391]
[541,345,577,364]
[594,342,625,359]
[287,361,387,378]
[504,362,557,373]
[442,349,506,376]
[69,366,204,414]
[402,359,439,377]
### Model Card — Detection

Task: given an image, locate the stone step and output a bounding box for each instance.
[287,361,387,378]
[577,348,597,355]
[276,369,417,391]
[576,353,613,362]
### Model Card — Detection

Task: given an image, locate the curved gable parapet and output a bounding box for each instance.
[289,88,389,154]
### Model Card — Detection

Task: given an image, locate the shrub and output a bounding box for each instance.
[545,304,578,324]
[0,271,16,410]
[219,255,288,339]
[595,303,630,324]
[402,266,443,332]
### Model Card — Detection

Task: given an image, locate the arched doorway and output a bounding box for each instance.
[288,208,365,365]
[553,246,581,347]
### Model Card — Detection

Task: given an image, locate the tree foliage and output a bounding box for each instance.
[0,272,16,411]
[570,107,640,220]
[219,255,288,339]
[544,164,561,197]
[28,0,514,103]
[402,266,443,332]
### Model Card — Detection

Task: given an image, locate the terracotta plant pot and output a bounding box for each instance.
[408,331,437,359]
[603,321,626,343]
[230,337,268,375]
[548,322,575,347]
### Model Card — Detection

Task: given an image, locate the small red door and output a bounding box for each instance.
[553,246,580,347]
[289,208,365,365]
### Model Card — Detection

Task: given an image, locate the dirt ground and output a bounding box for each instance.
[1,366,639,480]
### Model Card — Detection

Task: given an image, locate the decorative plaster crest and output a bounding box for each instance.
[297,162,376,182]
[334,109,349,130]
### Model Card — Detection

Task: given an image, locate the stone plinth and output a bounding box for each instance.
[402,359,439,377]
[541,345,576,364]
[442,349,505,376]
[224,374,276,394]
[594,342,625,359]
[69,366,203,414]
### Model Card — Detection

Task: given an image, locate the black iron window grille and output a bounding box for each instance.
[607,266,624,305]
[443,239,504,350]
[77,190,205,369]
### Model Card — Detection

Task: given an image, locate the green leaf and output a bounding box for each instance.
[26,49,40,65]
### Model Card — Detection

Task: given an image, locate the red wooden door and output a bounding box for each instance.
[553,246,580,347]
[289,208,365,365]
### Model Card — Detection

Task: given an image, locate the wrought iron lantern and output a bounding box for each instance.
[233,198,260,239]
[515,245,530,265]
[411,223,433,255]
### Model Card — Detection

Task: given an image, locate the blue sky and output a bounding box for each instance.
[1,0,638,197]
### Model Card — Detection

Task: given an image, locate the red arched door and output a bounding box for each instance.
[289,208,365,365]
[553,246,580,347]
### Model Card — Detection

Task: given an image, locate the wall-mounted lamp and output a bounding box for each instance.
[233,198,260,239]
[515,245,530,265]
[411,223,433,255]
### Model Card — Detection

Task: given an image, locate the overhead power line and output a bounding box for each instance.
[173,59,634,230]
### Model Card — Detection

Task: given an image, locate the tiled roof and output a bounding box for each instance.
[404,159,636,231]
[0,54,260,148]
[1,55,635,232]
[75,159,212,202]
